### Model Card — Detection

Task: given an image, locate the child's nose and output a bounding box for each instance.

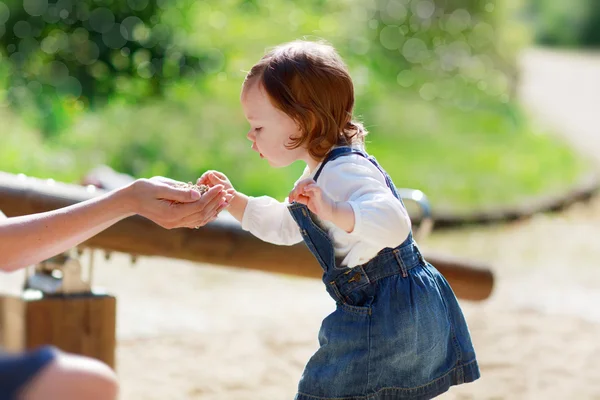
[246,130,255,141]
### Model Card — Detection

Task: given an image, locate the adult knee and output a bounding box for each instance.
[19,351,119,400]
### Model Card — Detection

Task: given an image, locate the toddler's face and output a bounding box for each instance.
[241,83,307,168]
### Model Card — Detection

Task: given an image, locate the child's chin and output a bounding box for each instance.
[266,158,290,168]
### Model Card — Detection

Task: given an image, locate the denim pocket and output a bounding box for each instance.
[339,301,371,316]
[338,294,374,316]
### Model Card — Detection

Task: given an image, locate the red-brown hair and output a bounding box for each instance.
[243,40,367,160]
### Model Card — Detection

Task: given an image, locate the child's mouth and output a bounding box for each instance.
[251,143,264,159]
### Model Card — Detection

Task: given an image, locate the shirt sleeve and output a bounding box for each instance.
[318,156,411,249]
[241,196,304,246]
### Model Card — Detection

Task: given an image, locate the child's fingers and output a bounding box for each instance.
[288,188,298,203]
[302,185,321,197]
[290,179,315,201]
[197,170,215,182]
[199,173,217,186]
[209,173,228,185]
[291,188,307,203]
[211,171,228,180]
[289,186,300,199]
[294,194,310,205]
[295,179,315,190]
[197,171,227,185]
[291,179,311,196]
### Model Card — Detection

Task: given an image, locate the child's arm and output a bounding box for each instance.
[289,157,411,248]
[199,171,304,246]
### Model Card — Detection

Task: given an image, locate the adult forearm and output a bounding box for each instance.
[0,187,133,272]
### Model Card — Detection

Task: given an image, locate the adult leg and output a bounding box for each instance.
[18,350,119,400]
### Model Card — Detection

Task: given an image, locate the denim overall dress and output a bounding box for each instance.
[288,147,480,400]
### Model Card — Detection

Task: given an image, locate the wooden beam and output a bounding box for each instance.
[0,172,493,301]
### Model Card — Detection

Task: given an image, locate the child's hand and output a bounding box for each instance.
[198,170,248,223]
[289,178,336,221]
[198,170,234,192]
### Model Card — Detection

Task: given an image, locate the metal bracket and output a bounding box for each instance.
[398,188,434,241]
[25,250,92,295]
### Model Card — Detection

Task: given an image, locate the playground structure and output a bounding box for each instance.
[0,171,493,299]
[0,171,494,367]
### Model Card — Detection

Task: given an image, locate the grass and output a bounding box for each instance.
[362,95,588,213]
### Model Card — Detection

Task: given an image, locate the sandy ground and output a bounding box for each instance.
[3,195,599,400]
[109,195,600,400]
[2,48,600,399]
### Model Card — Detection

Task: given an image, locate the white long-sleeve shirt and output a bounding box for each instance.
[241,153,412,268]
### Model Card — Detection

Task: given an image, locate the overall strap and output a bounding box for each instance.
[312,147,401,201]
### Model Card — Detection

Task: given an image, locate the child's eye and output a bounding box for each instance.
[254,127,262,133]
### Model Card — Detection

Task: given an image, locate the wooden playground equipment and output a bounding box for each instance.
[0,171,494,367]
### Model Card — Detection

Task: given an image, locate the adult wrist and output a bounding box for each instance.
[116,180,141,217]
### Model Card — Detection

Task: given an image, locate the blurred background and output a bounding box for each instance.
[1,0,599,399]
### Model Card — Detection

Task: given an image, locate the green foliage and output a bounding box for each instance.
[366,0,529,110]
[0,0,213,134]
[528,0,600,47]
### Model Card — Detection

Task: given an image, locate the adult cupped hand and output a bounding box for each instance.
[127,177,234,229]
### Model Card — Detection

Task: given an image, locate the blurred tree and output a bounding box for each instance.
[529,0,600,47]
[0,0,208,134]
[365,0,528,112]
[580,0,600,46]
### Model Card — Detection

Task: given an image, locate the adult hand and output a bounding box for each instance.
[126,177,233,229]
